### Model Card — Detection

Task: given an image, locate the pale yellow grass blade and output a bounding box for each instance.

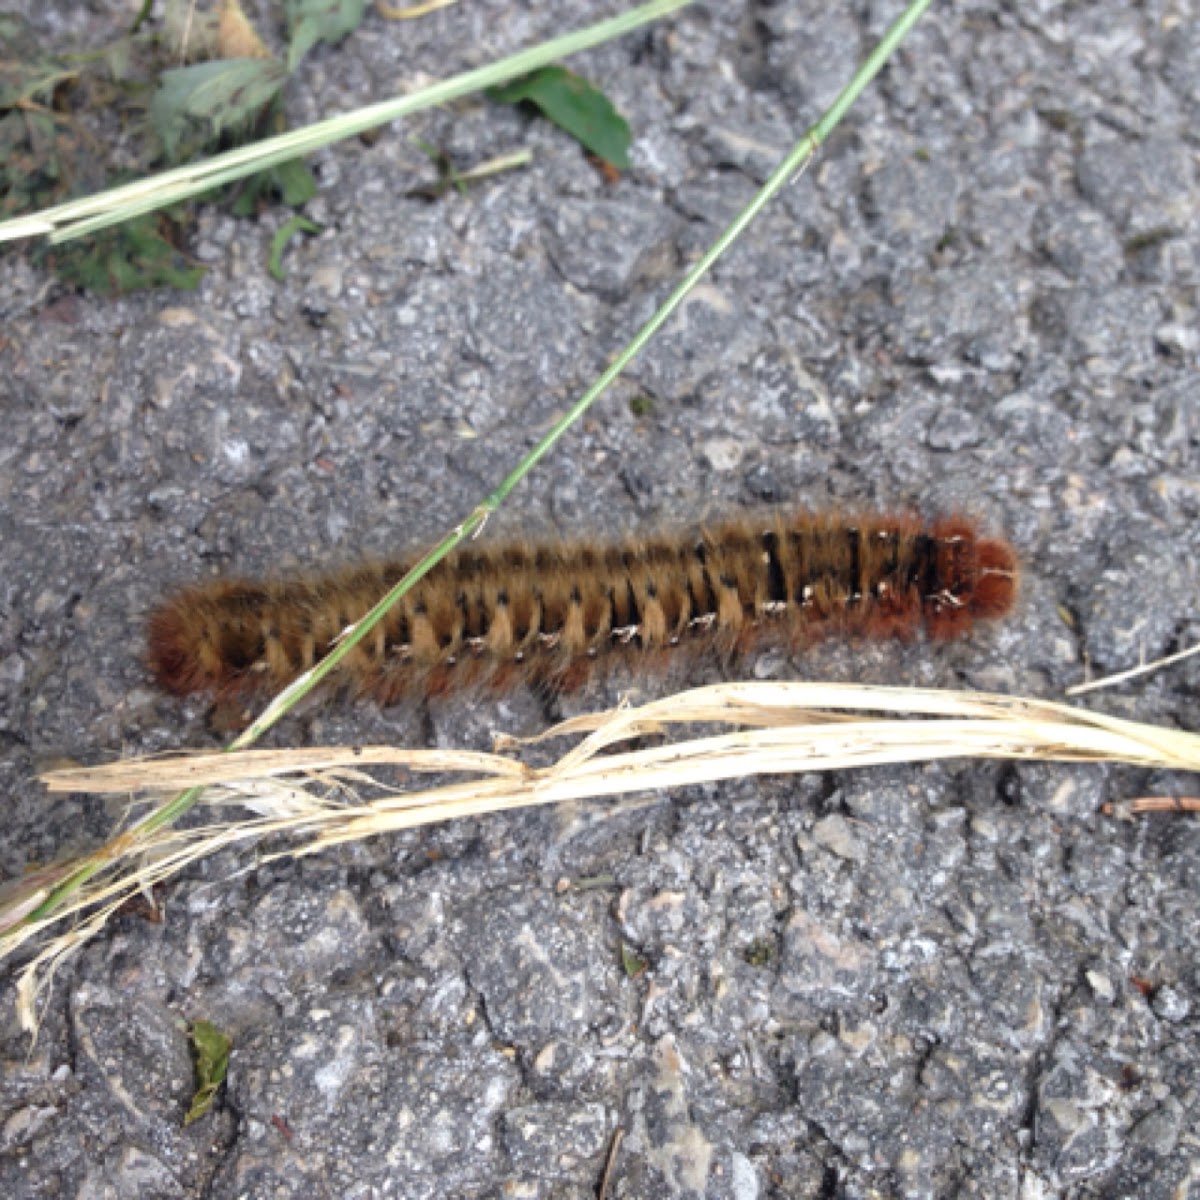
[13,679,1200,1034]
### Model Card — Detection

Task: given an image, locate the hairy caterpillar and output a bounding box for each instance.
[148,512,1018,704]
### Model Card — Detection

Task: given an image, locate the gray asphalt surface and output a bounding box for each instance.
[1,1,1198,1197]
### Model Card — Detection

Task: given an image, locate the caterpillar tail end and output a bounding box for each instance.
[147,592,220,698]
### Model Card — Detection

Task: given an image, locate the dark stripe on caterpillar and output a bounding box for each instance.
[147,511,1018,704]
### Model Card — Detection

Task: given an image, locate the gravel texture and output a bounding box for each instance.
[1,1,1198,1197]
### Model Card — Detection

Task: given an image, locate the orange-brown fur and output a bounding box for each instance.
[148,512,1018,703]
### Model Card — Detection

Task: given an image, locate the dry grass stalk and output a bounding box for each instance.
[8,680,1199,1032]
[1066,641,1200,697]
[1114,796,1200,815]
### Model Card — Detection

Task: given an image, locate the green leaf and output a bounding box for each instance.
[185,1019,232,1126]
[229,158,317,217]
[268,214,321,280]
[151,58,288,161]
[489,66,630,169]
[620,942,648,979]
[284,0,369,73]
[229,182,262,219]
[274,157,318,206]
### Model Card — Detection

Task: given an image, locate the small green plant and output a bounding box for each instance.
[743,938,774,967]
[1,3,682,265]
[1124,226,1176,255]
[621,943,649,979]
[185,1018,232,1125]
[268,213,322,280]
[0,19,207,294]
[0,0,366,292]
[48,209,204,294]
[1,3,636,292]
[0,16,86,219]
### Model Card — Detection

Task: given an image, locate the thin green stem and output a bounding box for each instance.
[19,0,935,931]
[816,0,933,141]
[486,0,935,509]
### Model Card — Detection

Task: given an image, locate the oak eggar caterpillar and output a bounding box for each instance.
[149,510,1018,704]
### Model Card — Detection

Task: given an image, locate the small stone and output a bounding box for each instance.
[1084,970,1114,1004]
[927,407,983,451]
[812,815,866,863]
[1031,202,1122,283]
[837,1021,877,1057]
[501,1102,610,1175]
[776,909,877,1006]
[1151,984,1190,1024]
[1128,1101,1182,1156]
[701,438,745,472]
[0,654,26,687]
[1077,136,1196,234]
[1155,322,1199,355]
[862,157,961,254]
